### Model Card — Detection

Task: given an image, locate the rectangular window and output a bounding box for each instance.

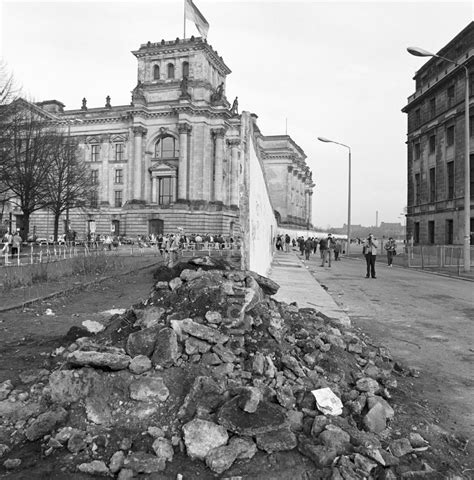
[158,176,172,205]
[429,97,436,118]
[428,221,435,244]
[114,190,123,208]
[446,125,455,146]
[446,219,453,244]
[414,142,421,160]
[470,116,474,138]
[415,173,421,204]
[447,85,455,106]
[91,144,99,162]
[429,134,436,154]
[414,222,420,244]
[91,169,99,185]
[114,169,123,184]
[429,167,436,203]
[115,143,124,162]
[90,191,98,208]
[447,161,454,199]
[415,108,421,126]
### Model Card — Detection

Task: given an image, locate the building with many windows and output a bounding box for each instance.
[14,36,314,240]
[402,22,473,245]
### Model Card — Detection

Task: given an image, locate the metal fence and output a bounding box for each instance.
[405,245,474,271]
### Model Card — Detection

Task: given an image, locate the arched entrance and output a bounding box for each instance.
[149,219,164,236]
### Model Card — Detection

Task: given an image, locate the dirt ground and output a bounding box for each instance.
[0,263,472,479]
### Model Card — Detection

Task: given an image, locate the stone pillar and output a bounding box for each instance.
[132,126,147,200]
[292,169,298,220]
[287,166,293,220]
[151,177,157,203]
[212,128,225,202]
[298,173,303,220]
[227,138,240,206]
[178,123,191,201]
[308,191,313,225]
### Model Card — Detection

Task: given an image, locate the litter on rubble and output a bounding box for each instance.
[311,387,343,416]
[82,320,105,333]
[44,308,55,316]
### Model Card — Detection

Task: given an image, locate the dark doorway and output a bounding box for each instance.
[149,219,163,236]
[112,220,120,235]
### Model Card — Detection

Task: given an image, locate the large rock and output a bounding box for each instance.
[255,427,297,453]
[185,337,212,355]
[205,445,239,474]
[123,452,166,473]
[356,377,380,394]
[77,460,109,475]
[128,355,152,374]
[183,419,229,460]
[129,376,169,402]
[298,438,338,467]
[178,376,225,421]
[238,387,262,413]
[135,306,166,329]
[151,328,179,366]
[319,427,351,455]
[218,395,287,436]
[49,368,99,404]
[179,319,229,344]
[67,351,131,370]
[25,407,68,441]
[152,437,174,463]
[126,327,159,358]
[363,402,388,434]
[246,271,280,295]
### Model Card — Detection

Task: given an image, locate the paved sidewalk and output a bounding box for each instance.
[268,250,351,327]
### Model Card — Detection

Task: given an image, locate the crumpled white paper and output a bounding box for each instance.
[311,387,343,416]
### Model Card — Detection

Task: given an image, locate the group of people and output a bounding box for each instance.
[1,230,23,259]
[275,231,398,279]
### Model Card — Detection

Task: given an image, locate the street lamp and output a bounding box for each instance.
[407,46,471,272]
[317,136,352,255]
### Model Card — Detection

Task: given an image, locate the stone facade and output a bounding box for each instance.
[18,36,313,240]
[402,22,473,245]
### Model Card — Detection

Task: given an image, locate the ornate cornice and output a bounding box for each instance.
[178,123,192,134]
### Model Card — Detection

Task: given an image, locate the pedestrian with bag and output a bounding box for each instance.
[384,237,397,267]
[363,233,378,278]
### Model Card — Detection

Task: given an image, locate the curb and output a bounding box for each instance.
[0,261,160,314]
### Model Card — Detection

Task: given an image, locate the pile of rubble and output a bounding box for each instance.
[0,257,440,479]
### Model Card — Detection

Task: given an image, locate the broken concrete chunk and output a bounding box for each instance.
[182,418,229,460]
[151,327,179,367]
[67,351,131,370]
[255,427,297,453]
[180,319,229,344]
[129,376,169,402]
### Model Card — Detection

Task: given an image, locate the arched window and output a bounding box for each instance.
[167,63,175,79]
[155,135,178,159]
[182,61,189,78]
[153,65,160,80]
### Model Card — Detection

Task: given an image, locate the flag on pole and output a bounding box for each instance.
[184,0,209,39]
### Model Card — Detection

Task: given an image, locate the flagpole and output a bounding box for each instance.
[183,0,186,38]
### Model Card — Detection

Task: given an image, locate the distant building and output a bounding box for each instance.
[8,36,314,239]
[402,22,473,245]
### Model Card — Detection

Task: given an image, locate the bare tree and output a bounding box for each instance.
[0,103,59,240]
[44,137,97,242]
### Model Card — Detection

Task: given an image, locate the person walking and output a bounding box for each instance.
[384,237,397,267]
[284,234,291,252]
[334,239,342,261]
[319,236,327,265]
[12,230,22,257]
[320,234,335,267]
[304,237,313,260]
[363,233,379,278]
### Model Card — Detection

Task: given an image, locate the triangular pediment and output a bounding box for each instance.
[149,161,177,174]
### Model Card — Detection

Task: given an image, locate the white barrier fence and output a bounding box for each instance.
[406,245,474,270]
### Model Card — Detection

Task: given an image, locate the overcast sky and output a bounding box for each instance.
[1,0,472,228]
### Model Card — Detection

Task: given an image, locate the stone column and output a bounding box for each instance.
[151,177,157,203]
[292,169,299,220]
[227,138,240,206]
[132,126,147,200]
[287,166,293,220]
[308,191,313,225]
[212,128,225,203]
[178,123,191,201]
[298,173,303,220]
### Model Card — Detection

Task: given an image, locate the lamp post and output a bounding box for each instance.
[317,136,351,255]
[407,46,471,272]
